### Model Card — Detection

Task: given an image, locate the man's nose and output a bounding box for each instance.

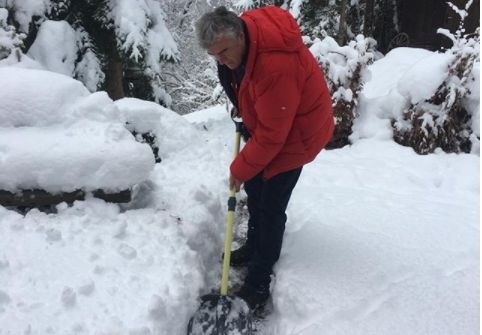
[214,53,227,65]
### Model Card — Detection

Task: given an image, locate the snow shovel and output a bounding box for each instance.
[187,122,253,335]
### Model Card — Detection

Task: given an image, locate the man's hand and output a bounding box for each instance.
[231,106,240,118]
[229,174,243,192]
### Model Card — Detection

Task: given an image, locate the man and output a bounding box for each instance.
[196,6,334,310]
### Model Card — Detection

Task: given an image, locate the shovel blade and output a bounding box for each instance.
[187,294,253,335]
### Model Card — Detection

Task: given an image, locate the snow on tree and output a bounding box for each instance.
[0,0,178,106]
[0,0,50,33]
[158,0,227,115]
[0,7,25,62]
[310,34,376,148]
[392,1,480,155]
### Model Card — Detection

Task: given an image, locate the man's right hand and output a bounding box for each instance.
[229,174,243,192]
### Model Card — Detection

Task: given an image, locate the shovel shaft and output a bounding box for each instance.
[220,205,235,295]
[220,130,242,295]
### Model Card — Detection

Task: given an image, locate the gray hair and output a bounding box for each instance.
[196,6,243,49]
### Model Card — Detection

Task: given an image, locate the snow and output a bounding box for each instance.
[0,67,155,192]
[0,8,22,55]
[27,20,78,77]
[2,0,49,33]
[309,35,375,106]
[0,121,154,192]
[397,51,454,104]
[111,0,178,62]
[362,47,434,99]
[0,47,479,335]
[114,98,198,159]
[0,7,6,21]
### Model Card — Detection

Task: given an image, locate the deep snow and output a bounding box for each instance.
[0,47,479,335]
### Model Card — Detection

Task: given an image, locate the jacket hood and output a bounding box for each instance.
[241,6,303,53]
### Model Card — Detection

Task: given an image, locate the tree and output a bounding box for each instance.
[372,0,400,53]
[364,0,375,36]
[0,0,178,105]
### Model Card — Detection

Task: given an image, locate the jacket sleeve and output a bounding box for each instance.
[230,72,301,181]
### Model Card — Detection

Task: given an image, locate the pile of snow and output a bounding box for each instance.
[0,201,205,335]
[0,67,90,127]
[0,67,155,193]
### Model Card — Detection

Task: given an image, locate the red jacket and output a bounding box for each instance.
[230,6,334,181]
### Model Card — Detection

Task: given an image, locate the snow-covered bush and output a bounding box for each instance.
[0,8,25,61]
[310,34,376,148]
[392,1,480,155]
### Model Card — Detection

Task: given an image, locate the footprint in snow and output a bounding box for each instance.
[0,258,9,270]
[0,290,11,306]
[118,243,137,260]
[61,287,76,307]
[113,222,128,239]
[46,229,62,242]
[78,280,95,296]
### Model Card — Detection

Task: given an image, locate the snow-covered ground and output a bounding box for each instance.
[0,47,479,335]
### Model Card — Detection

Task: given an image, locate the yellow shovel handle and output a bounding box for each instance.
[220,130,241,295]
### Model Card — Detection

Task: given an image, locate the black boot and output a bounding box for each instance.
[223,244,253,267]
[235,282,270,310]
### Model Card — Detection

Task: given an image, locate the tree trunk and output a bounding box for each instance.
[105,54,124,101]
[79,0,125,100]
[364,0,375,36]
[338,0,348,45]
[104,34,124,100]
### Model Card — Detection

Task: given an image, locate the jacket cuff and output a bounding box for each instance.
[230,156,258,182]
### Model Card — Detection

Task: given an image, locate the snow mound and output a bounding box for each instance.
[115,98,198,158]
[362,47,434,99]
[0,67,90,127]
[0,67,155,193]
[397,52,454,104]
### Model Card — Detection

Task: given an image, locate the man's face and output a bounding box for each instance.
[207,32,245,69]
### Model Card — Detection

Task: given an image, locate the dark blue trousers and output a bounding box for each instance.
[243,167,302,288]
